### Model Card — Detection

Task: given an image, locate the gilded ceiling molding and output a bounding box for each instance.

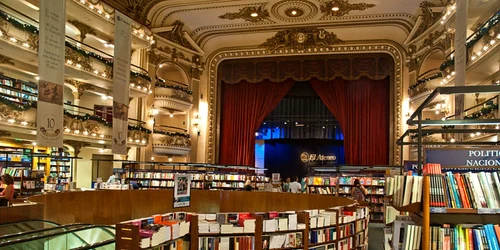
[194,17,414,46]
[260,28,344,52]
[320,0,376,17]
[160,2,269,26]
[408,1,443,41]
[157,20,197,51]
[205,43,405,165]
[148,48,203,80]
[219,5,270,23]
[68,20,97,42]
[270,0,318,22]
[0,55,15,65]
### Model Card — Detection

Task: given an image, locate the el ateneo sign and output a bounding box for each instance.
[425,148,500,167]
[300,152,337,163]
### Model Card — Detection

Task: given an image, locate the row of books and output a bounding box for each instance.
[49,166,70,172]
[199,236,255,250]
[1,168,44,178]
[438,171,500,209]
[386,175,424,207]
[430,224,500,250]
[307,176,385,186]
[309,227,336,244]
[22,180,44,190]
[392,216,422,250]
[264,232,302,249]
[127,172,269,183]
[122,212,190,249]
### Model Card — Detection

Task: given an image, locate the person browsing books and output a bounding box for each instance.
[283,177,291,192]
[289,176,302,193]
[351,179,367,201]
[0,174,15,207]
[244,180,252,191]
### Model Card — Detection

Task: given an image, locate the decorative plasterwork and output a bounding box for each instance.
[270,0,318,22]
[68,19,97,42]
[153,133,192,156]
[154,96,194,113]
[0,55,14,65]
[409,1,443,41]
[148,46,204,80]
[67,79,94,99]
[64,140,90,156]
[219,5,270,23]
[157,21,196,51]
[320,0,376,17]
[260,28,344,52]
[206,43,404,165]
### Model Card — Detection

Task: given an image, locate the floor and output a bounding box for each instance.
[368,223,386,250]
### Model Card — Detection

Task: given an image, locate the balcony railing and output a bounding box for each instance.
[154,79,193,113]
[152,125,191,156]
[0,94,150,146]
[0,5,151,92]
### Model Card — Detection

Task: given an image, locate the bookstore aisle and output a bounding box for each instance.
[368,223,385,250]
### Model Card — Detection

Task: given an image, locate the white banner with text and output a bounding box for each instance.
[37,0,66,147]
[112,12,132,155]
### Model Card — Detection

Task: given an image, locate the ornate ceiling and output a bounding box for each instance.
[95,0,500,57]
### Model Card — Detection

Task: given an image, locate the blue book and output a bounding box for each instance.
[447,172,462,208]
[486,224,500,250]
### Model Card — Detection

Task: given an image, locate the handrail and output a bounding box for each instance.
[0,223,90,240]
[0,219,58,227]
[70,238,115,250]
[0,2,149,77]
[154,124,188,133]
[417,68,441,79]
[0,225,115,247]
[63,103,146,125]
[445,94,499,119]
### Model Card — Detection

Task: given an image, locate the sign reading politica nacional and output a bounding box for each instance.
[300,152,337,163]
[425,148,500,167]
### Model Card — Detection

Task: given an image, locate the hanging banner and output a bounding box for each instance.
[112,12,132,155]
[454,0,467,119]
[173,173,191,208]
[37,0,65,147]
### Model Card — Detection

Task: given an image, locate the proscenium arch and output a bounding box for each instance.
[205,42,406,165]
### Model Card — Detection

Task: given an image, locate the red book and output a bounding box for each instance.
[454,173,470,208]
[237,213,252,227]
[268,211,279,219]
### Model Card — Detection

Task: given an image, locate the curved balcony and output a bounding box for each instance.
[154,80,193,114]
[0,95,150,146]
[152,126,191,156]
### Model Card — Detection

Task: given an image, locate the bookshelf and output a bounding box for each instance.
[118,164,270,191]
[49,151,73,185]
[0,74,38,104]
[0,150,46,195]
[115,205,370,250]
[306,172,386,223]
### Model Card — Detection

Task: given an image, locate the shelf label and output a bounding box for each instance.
[430,207,446,213]
[478,208,497,214]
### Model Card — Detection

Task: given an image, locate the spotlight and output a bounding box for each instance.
[250,13,258,17]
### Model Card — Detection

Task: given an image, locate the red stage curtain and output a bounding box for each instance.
[220,79,295,166]
[310,77,389,165]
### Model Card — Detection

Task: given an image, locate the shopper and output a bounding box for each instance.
[243,180,252,191]
[0,174,15,207]
[289,176,302,193]
[283,177,291,192]
[351,179,367,201]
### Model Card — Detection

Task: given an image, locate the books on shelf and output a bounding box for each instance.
[264,232,302,249]
[386,175,423,207]
[392,215,419,250]
[430,224,500,250]
[199,236,254,250]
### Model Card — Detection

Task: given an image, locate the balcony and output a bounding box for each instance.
[0,95,150,147]
[152,125,191,156]
[154,79,193,114]
[0,7,152,97]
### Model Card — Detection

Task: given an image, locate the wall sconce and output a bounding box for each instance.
[192,114,200,136]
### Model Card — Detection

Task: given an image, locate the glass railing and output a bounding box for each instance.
[0,225,115,250]
[0,223,90,244]
[0,220,59,237]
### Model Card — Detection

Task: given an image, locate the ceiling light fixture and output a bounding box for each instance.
[291,10,298,15]
[250,12,258,17]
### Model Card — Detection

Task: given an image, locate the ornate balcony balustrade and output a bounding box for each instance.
[152,125,191,156]
[154,80,193,113]
[0,97,150,146]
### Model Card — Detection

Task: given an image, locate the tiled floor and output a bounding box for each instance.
[368,223,386,250]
